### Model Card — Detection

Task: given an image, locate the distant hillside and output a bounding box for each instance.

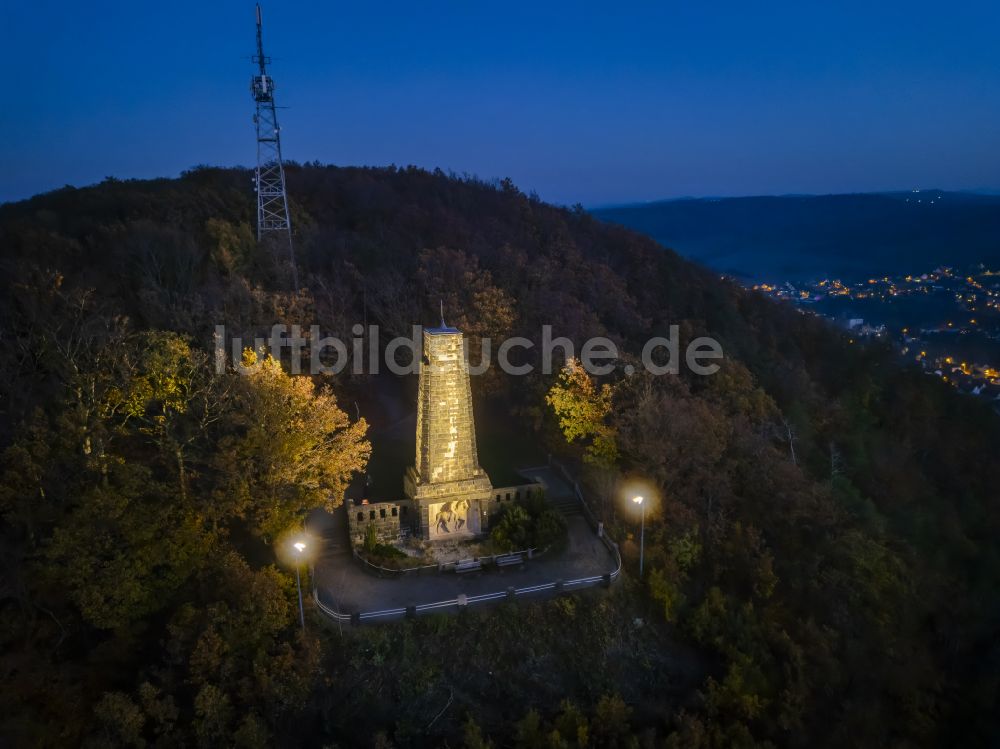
[593,191,1000,282]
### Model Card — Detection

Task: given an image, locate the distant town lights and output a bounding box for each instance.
[746,265,999,398]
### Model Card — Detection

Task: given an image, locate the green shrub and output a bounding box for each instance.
[363,522,378,552]
[360,524,409,566]
[490,504,532,552]
[490,491,567,552]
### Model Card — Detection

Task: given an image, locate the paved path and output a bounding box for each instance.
[516,465,574,497]
[308,466,619,617]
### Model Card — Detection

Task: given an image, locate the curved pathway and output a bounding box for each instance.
[308,466,620,620]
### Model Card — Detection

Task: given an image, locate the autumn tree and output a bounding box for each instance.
[545,358,620,520]
[47,458,210,629]
[217,349,370,538]
[205,217,256,276]
[107,331,228,503]
[545,358,619,468]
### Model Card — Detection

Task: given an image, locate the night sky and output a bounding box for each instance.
[5,0,1000,205]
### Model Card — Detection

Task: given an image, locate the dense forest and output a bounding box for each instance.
[1,165,999,747]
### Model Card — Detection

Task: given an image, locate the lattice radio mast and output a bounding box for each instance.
[251,3,298,289]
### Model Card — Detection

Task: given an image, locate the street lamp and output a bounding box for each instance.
[632,495,645,578]
[293,540,306,630]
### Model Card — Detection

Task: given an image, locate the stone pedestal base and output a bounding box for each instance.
[405,467,493,541]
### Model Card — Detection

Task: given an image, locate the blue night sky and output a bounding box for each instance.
[4,0,1000,206]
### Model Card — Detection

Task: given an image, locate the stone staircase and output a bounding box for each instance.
[517,465,584,518]
[309,506,352,557]
[548,494,582,517]
[320,525,351,556]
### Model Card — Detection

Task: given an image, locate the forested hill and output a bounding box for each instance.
[593,191,1000,282]
[1,165,999,747]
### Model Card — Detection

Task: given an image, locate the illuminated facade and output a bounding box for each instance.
[404,325,494,540]
[344,322,542,550]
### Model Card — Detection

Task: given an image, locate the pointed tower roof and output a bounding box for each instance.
[427,300,459,334]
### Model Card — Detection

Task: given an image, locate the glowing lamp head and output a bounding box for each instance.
[293,541,306,554]
[632,495,644,505]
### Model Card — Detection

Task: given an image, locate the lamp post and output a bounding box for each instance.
[632,495,645,578]
[293,540,306,630]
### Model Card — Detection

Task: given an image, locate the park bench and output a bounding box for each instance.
[495,553,524,568]
[455,558,482,574]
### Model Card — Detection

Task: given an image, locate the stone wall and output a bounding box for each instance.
[482,482,544,528]
[346,499,415,546]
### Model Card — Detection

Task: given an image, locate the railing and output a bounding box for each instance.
[548,455,623,583]
[353,547,539,578]
[352,550,439,578]
[313,563,619,624]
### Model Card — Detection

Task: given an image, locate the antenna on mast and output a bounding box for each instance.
[251,3,298,290]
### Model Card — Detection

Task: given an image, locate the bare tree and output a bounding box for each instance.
[780,416,798,466]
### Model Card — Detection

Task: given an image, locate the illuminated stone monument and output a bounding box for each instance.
[404,324,493,540]
[345,319,543,550]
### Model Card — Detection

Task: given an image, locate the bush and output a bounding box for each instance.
[360,524,410,566]
[490,504,532,551]
[363,522,378,552]
[490,491,567,552]
[369,542,406,560]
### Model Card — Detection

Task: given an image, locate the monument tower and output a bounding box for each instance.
[404,322,493,540]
